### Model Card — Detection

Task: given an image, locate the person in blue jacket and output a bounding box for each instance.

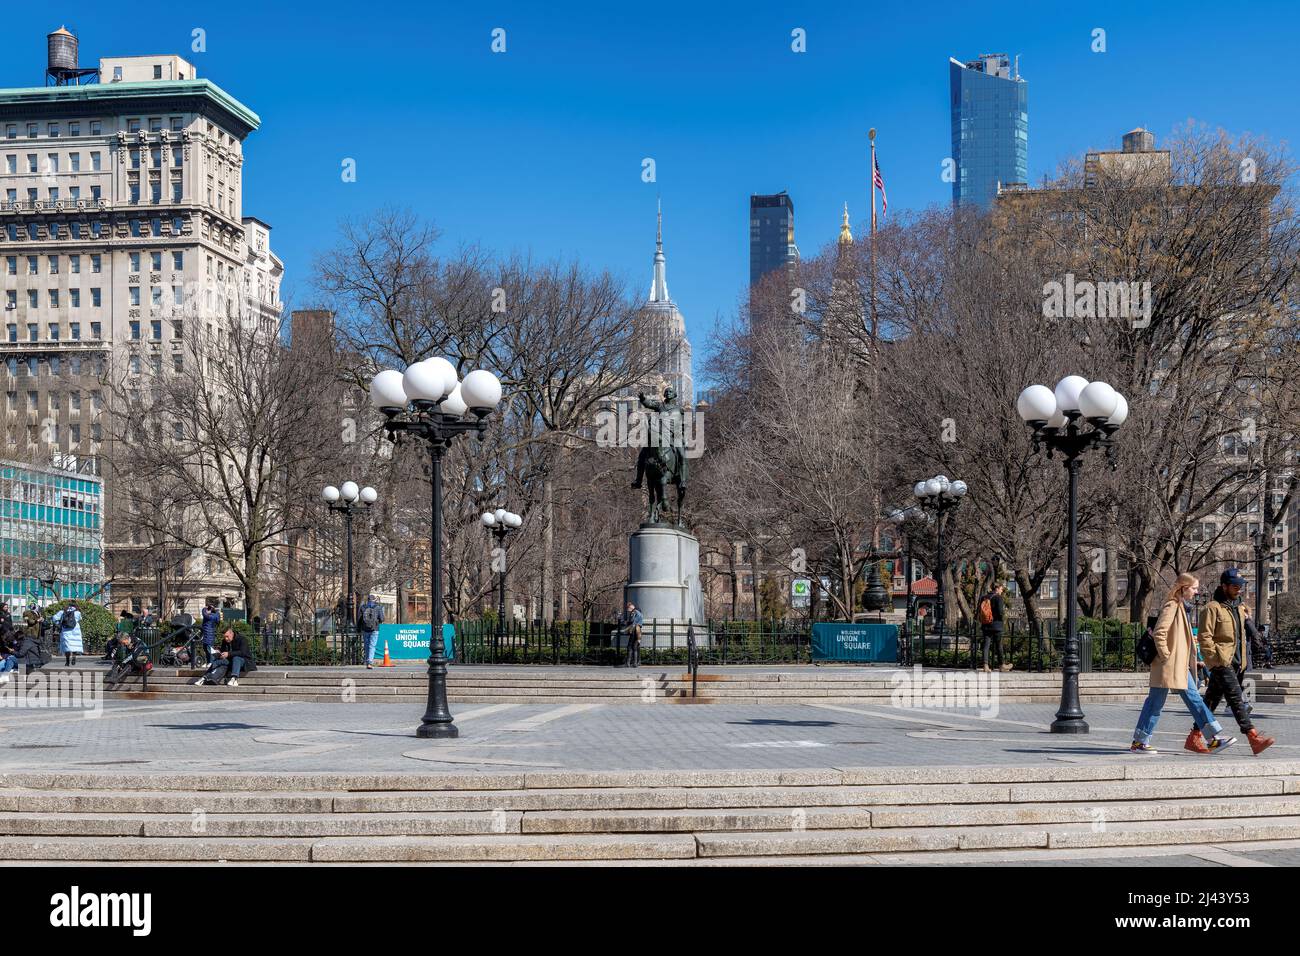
[199,602,221,666]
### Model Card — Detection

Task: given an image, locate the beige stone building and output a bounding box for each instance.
[0,41,280,613]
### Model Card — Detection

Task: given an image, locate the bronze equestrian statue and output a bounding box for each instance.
[631,386,688,525]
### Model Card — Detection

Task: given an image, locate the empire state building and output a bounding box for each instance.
[639,202,693,406]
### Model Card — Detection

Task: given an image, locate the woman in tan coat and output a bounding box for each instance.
[1130,573,1236,754]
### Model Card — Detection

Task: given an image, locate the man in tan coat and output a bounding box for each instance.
[1187,569,1275,755]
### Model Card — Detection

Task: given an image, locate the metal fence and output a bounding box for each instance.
[453,619,812,666]
[82,617,1146,672]
[900,617,1146,672]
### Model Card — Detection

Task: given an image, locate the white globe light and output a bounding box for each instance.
[481,512,496,527]
[461,369,503,411]
[1054,375,1090,414]
[913,481,928,498]
[950,480,968,497]
[1078,381,1119,420]
[403,360,451,404]
[360,486,378,504]
[322,485,340,503]
[1017,384,1057,422]
[494,508,507,524]
[1108,393,1129,427]
[1046,409,1067,429]
[425,357,459,396]
[507,512,523,528]
[369,369,408,410]
[439,383,468,418]
[340,481,359,502]
[925,478,943,497]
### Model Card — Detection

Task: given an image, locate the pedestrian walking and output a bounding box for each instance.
[53,602,83,667]
[978,582,1008,672]
[1186,569,1275,755]
[1130,573,1235,754]
[620,601,644,668]
[358,594,384,669]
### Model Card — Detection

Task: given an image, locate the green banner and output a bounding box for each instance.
[811,623,898,662]
[376,623,454,661]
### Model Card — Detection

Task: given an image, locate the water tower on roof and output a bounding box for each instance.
[45,26,99,86]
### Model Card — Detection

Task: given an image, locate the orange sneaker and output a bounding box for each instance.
[1247,728,1275,755]
[1184,730,1210,754]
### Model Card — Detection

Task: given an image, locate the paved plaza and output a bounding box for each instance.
[2,691,1296,774]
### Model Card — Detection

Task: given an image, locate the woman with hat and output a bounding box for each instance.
[1185,568,1276,755]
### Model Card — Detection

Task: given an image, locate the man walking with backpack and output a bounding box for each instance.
[358,594,384,669]
[1185,569,1276,756]
[53,602,83,667]
[978,583,1007,673]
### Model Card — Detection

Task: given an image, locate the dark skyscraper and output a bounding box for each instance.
[949,53,1028,210]
[749,191,798,288]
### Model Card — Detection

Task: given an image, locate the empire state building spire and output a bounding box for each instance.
[650,197,670,302]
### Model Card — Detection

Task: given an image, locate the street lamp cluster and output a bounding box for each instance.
[911,475,967,656]
[370,356,503,739]
[481,509,523,652]
[322,481,378,629]
[1017,375,1129,734]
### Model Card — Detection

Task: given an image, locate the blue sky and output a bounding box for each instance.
[4,2,1297,353]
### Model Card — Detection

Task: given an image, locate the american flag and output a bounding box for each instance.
[873,152,888,219]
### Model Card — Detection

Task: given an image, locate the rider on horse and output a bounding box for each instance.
[631,386,688,523]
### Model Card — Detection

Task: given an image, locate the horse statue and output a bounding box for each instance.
[631,387,689,525]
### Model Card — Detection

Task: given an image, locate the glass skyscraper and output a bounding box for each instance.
[749,192,798,288]
[949,54,1028,210]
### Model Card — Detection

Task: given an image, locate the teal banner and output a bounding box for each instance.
[811,623,899,662]
[376,623,454,661]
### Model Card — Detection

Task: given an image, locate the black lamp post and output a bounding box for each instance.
[370,358,503,739]
[888,506,932,664]
[481,508,522,657]
[913,475,967,662]
[1251,528,1268,625]
[323,481,378,630]
[1018,376,1129,734]
[154,554,166,620]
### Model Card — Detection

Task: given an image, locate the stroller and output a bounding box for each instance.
[157,613,197,667]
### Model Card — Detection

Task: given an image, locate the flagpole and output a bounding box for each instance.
[868,128,878,342]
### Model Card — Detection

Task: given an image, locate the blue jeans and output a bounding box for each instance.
[1133,671,1223,744]
[229,655,245,678]
[0,654,15,674]
[363,630,378,663]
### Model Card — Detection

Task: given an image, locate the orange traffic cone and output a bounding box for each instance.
[379,641,395,667]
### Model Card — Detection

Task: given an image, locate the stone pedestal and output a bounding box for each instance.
[622,523,705,648]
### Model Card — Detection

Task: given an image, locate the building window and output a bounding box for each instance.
[149,117,162,132]
[26,124,37,138]
[26,154,36,173]
[27,323,37,342]
[129,183,140,204]
[90,291,100,309]
[129,148,140,169]
[90,151,101,171]
[5,324,14,343]
[129,252,140,272]
[172,286,183,306]
[91,255,101,273]
[173,354,184,373]
[70,321,80,339]
[48,291,58,309]
[151,320,162,339]
[69,122,80,136]
[69,290,80,309]
[48,322,59,340]
[128,119,140,133]
[153,66,162,80]
[69,255,80,274]
[69,152,80,171]
[130,321,140,341]
[90,121,101,135]
[130,356,140,375]
[3,256,13,275]
[172,251,184,271]
[47,255,58,275]
[170,116,183,132]
[26,256,37,275]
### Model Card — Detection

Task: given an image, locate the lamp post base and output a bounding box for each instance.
[1050,717,1089,734]
[416,720,459,739]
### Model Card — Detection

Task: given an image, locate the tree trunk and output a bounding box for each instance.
[541,476,555,623]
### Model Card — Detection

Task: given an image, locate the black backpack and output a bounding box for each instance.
[1136,615,1158,665]
[61,606,78,631]
[360,604,381,632]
